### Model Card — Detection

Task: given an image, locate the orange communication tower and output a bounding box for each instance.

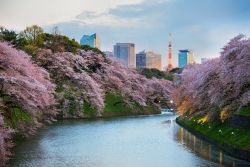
[167,33,173,70]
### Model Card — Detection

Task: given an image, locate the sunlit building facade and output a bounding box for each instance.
[178,49,194,68]
[114,43,135,68]
[80,33,100,49]
[136,50,162,70]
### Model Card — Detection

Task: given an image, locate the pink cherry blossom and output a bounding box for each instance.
[173,35,250,120]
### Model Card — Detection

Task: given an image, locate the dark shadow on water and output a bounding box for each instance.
[175,127,250,167]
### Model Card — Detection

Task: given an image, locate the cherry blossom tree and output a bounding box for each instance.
[35,49,173,116]
[0,41,174,165]
[0,114,13,166]
[172,35,250,121]
[0,42,58,165]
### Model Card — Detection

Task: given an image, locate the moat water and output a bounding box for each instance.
[10,113,250,167]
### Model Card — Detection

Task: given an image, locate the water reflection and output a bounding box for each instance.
[10,114,250,167]
[176,127,250,167]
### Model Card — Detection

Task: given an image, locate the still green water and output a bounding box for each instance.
[10,113,250,167]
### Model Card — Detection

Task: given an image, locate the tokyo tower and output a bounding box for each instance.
[167,33,173,70]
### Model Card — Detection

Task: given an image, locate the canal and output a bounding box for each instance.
[10,113,250,167]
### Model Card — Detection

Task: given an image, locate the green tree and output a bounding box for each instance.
[138,68,174,81]
[15,33,28,50]
[0,25,101,55]
[38,33,81,53]
[0,27,18,45]
[169,67,183,74]
[81,45,104,56]
[22,25,44,45]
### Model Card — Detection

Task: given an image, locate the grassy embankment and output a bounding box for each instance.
[0,91,31,129]
[64,90,160,118]
[176,107,250,151]
[102,92,159,117]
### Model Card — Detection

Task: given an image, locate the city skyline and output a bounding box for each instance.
[1,0,250,67]
[1,1,250,166]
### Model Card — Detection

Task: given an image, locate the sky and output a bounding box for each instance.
[1,0,250,68]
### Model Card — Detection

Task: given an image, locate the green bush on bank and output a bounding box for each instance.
[0,92,31,129]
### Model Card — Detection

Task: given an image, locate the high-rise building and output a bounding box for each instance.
[147,51,162,70]
[114,43,135,68]
[136,50,162,70]
[80,33,100,49]
[178,49,194,68]
[136,50,147,68]
[167,33,173,70]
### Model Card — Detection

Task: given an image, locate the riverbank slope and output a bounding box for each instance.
[176,115,250,161]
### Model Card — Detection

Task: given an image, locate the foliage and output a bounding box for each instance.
[169,67,183,74]
[138,68,174,81]
[35,49,104,116]
[34,49,173,118]
[104,91,133,113]
[0,92,32,128]
[0,42,58,165]
[0,28,174,165]
[103,91,159,115]
[0,27,18,45]
[236,106,250,116]
[38,33,81,53]
[172,35,250,122]
[81,45,105,56]
[0,25,82,55]
[0,113,13,166]
[177,116,250,150]
[83,101,97,117]
[0,42,58,132]
[22,25,44,45]
[0,25,104,56]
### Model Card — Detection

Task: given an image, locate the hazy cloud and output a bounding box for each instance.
[0,0,144,30]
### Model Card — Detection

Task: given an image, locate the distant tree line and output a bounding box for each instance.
[0,25,104,55]
[137,68,182,81]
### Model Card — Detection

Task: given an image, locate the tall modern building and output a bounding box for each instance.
[114,43,135,68]
[167,33,173,70]
[80,33,100,49]
[136,50,147,68]
[178,49,194,68]
[136,50,162,70]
